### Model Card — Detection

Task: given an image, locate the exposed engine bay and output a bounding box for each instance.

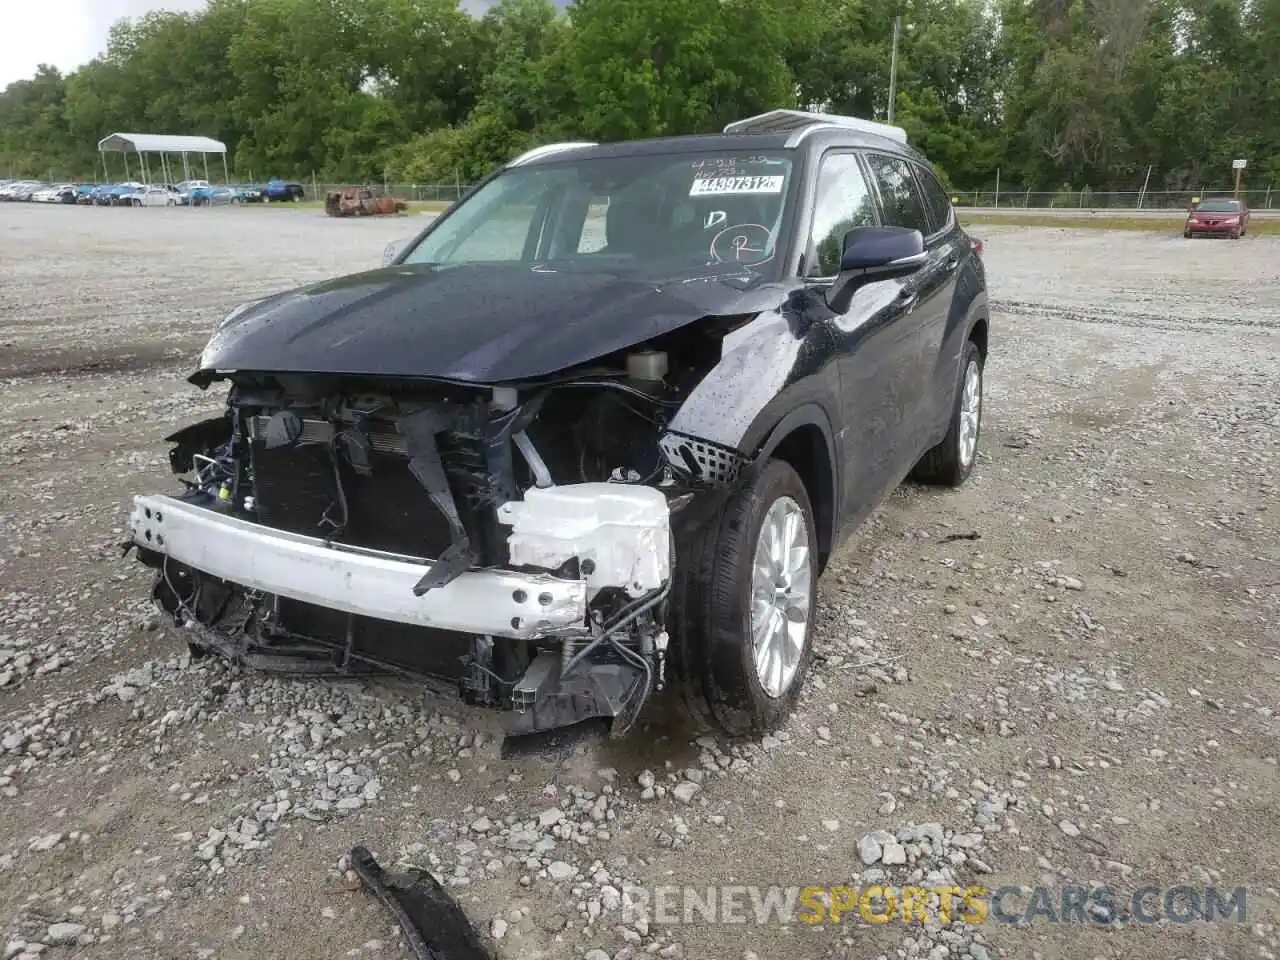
[129,336,750,741]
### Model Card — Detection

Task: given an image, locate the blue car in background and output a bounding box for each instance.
[106,182,147,206]
[191,184,268,205]
[265,179,305,202]
[190,185,231,206]
[90,184,120,205]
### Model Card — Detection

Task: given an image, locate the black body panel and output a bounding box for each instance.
[195,262,785,385]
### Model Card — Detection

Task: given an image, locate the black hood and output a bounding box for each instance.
[195,262,791,385]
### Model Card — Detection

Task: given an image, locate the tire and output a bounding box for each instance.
[1183,230,1192,239]
[911,339,984,488]
[674,459,819,737]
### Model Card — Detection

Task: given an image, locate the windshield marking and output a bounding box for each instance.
[690,175,785,196]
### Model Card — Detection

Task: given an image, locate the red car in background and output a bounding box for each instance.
[1184,197,1250,239]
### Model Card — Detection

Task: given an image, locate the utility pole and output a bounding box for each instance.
[887,15,901,123]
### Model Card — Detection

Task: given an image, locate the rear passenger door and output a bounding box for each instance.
[863,152,959,455]
[910,163,969,441]
[805,151,920,524]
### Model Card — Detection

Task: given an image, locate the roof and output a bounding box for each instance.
[513,126,919,166]
[98,133,226,154]
[723,109,908,145]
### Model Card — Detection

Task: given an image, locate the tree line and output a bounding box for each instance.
[1,0,1277,193]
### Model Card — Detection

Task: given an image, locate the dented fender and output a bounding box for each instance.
[665,289,841,454]
[661,290,844,557]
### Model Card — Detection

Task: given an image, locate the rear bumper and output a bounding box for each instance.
[129,494,588,640]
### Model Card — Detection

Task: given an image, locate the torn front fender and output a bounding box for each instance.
[664,287,842,459]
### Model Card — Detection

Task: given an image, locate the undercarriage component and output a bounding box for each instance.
[508,658,646,738]
[349,845,492,960]
[135,367,697,738]
[399,408,476,593]
[131,494,588,640]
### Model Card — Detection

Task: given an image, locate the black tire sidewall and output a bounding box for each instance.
[698,459,819,734]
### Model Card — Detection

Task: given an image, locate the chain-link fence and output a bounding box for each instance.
[300,182,474,203]
[951,187,1275,210]
[22,174,1272,212]
[344,183,1276,211]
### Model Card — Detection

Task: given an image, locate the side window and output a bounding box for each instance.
[577,197,610,253]
[865,154,931,234]
[914,164,954,233]
[806,153,877,277]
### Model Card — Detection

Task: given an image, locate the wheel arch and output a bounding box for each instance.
[968,313,989,362]
[756,404,838,571]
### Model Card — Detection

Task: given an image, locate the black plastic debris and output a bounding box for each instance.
[348,846,492,960]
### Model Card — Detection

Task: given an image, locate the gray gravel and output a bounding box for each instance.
[1,205,1278,959]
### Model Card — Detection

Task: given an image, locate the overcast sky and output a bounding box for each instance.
[0,0,210,88]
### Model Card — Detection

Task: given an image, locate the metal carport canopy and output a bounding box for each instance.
[97,132,229,183]
[98,133,226,154]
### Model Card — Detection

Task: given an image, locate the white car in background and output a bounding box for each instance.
[1,180,43,200]
[127,185,180,207]
[31,183,75,203]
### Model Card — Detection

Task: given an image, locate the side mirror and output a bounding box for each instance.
[381,238,410,267]
[827,226,926,312]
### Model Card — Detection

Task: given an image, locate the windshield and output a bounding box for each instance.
[1194,200,1240,212]
[401,150,795,277]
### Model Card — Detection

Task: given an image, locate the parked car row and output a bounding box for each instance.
[0,178,307,207]
[0,180,77,202]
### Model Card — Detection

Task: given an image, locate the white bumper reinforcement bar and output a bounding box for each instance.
[129,495,588,640]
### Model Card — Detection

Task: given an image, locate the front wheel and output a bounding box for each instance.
[675,459,818,737]
[911,339,984,487]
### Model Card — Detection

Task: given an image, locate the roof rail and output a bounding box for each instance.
[508,141,598,166]
[723,109,907,146]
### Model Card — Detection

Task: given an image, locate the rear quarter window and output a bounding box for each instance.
[913,165,954,235]
[865,153,932,235]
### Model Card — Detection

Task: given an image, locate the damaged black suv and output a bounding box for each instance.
[129,110,988,744]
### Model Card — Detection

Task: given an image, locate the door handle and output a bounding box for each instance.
[946,255,960,269]
[898,289,920,311]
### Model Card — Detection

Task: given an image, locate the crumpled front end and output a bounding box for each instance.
[129,338,749,739]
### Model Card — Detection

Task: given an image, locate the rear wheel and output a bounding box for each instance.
[911,339,984,488]
[675,459,818,737]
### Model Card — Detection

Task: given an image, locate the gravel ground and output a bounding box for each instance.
[1,205,1277,960]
